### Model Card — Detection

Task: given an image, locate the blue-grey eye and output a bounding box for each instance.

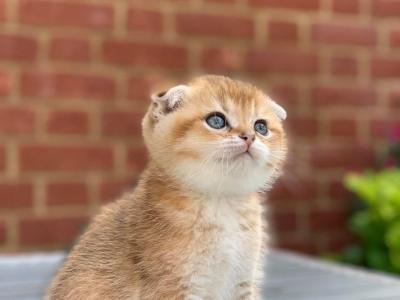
[254,120,268,135]
[206,112,226,129]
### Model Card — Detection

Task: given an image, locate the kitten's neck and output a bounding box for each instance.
[134,163,262,231]
[140,162,259,205]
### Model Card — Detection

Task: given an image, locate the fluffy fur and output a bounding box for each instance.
[47,75,287,300]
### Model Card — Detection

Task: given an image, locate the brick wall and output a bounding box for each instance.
[0,0,399,254]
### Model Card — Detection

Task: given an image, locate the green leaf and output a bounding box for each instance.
[350,211,385,246]
[365,247,392,272]
[343,168,400,274]
[341,245,364,265]
[385,222,400,250]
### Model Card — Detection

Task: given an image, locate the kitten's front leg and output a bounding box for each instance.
[234,282,260,300]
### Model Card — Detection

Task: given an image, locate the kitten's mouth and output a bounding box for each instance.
[214,150,253,162]
[214,145,255,162]
[234,150,253,160]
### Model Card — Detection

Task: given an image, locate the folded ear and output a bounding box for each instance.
[269,98,287,121]
[151,85,189,118]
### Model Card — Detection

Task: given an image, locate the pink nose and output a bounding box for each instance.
[239,133,255,147]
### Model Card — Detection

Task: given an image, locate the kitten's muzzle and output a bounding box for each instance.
[239,133,255,149]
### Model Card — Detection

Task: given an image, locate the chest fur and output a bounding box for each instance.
[183,201,262,299]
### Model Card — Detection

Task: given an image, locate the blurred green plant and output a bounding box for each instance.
[341,169,400,274]
[385,143,400,168]
[383,126,400,168]
[338,126,400,273]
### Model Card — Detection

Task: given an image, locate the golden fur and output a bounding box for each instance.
[47,75,287,300]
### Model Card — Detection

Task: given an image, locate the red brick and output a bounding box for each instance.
[127,9,163,33]
[0,34,37,61]
[49,37,90,62]
[100,180,134,203]
[277,239,318,255]
[0,72,11,97]
[127,147,148,172]
[311,85,376,106]
[200,47,242,71]
[46,110,88,135]
[329,119,357,137]
[371,57,400,78]
[21,71,115,101]
[326,233,355,253]
[47,182,88,206]
[127,76,156,101]
[102,112,143,136]
[268,21,298,43]
[248,0,320,10]
[246,50,318,74]
[288,117,318,137]
[389,90,400,108]
[310,144,375,169]
[390,29,400,48]
[176,13,253,38]
[373,0,400,17]
[19,145,113,172]
[328,181,351,199]
[0,0,394,255]
[206,0,235,3]
[271,211,297,231]
[269,84,299,108]
[0,107,35,134]
[19,216,88,246]
[0,0,5,21]
[269,178,317,201]
[0,146,4,170]
[19,0,113,29]
[312,22,376,46]
[370,120,400,138]
[103,40,187,69]
[331,55,357,76]
[332,0,360,14]
[0,221,5,245]
[310,210,347,230]
[0,183,33,210]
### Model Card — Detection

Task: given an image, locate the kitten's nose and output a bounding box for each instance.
[239,133,255,147]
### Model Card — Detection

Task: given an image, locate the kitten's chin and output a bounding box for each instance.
[170,159,274,197]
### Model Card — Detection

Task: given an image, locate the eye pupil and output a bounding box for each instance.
[254,120,268,135]
[206,113,226,129]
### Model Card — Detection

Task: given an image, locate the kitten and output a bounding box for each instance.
[47,75,287,300]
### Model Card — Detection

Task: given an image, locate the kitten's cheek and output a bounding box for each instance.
[249,144,270,163]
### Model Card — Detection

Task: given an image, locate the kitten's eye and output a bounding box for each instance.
[205,112,226,129]
[254,120,268,135]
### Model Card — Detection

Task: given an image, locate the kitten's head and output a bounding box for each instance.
[142,75,287,197]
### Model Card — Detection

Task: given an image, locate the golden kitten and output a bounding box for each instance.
[47,75,287,300]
